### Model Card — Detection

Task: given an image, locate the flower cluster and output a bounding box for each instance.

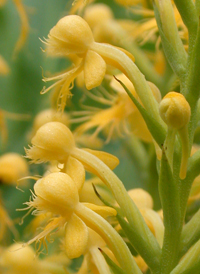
[1,1,200,274]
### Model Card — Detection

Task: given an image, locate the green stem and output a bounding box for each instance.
[71,147,161,272]
[91,42,164,127]
[114,76,167,147]
[177,151,200,226]
[164,128,176,169]
[153,0,187,83]
[159,148,182,274]
[196,0,200,14]
[178,126,190,179]
[99,20,163,88]
[182,24,200,145]
[75,203,142,274]
[123,40,163,88]
[173,0,198,38]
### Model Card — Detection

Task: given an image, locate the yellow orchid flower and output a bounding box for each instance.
[28,108,70,140]
[82,4,163,86]
[0,243,38,274]
[125,3,187,48]
[20,172,140,274]
[75,228,114,274]
[73,73,160,143]
[41,14,163,131]
[0,243,70,274]
[0,153,28,186]
[25,121,162,265]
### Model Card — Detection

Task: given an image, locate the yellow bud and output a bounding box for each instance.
[34,172,79,216]
[2,243,36,271]
[46,15,94,56]
[128,188,154,209]
[84,4,114,29]
[0,153,28,185]
[159,92,191,179]
[27,122,75,163]
[30,109,69,139]
[159,92,191,130]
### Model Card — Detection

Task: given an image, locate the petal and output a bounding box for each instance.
[66,156,85,192]
[82,148,119,171]
[65,214,89,259]
[84,50,106,90]
[83,203,117,218]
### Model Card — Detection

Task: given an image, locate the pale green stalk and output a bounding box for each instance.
[182,26,200,146]
[71,147,161,272]
[171,239,200,274]
[90,42,164,128]
[163,128,176,169]
[153,0,187,82]
[75,203,142,274]
[173,0,198,40]
[159,148,181,274]
[196,0,200,14]
[95,19,163,88]
[90,247,112,274]
[180,209,200,257]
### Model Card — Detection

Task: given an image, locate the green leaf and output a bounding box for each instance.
[113,76,166,147]
[99,248,126,274]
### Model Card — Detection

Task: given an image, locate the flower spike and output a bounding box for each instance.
[26,122,161,269]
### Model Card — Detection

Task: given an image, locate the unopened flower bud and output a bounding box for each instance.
[159,92,191,179]
[30,109,69,139]
[84,4,114,29]
[2,243,36,271]
[46,15,94,56]
[0,153,28,185]
[26,122,75,163]
[128,188,154,209]
[159,92,191,130]
[34,172,79,216]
